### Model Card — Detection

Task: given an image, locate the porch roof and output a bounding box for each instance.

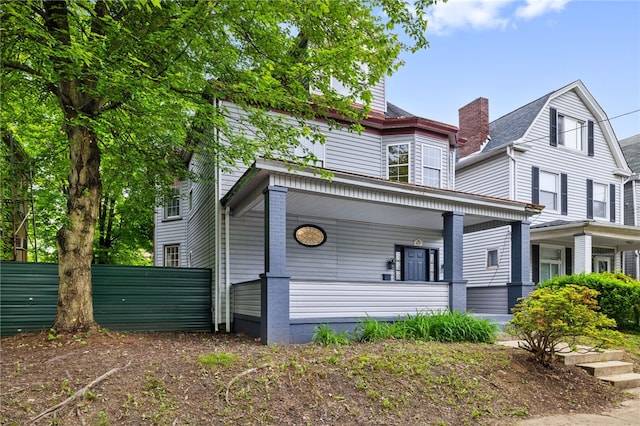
[222,159,543,231]
[531,220,640,251]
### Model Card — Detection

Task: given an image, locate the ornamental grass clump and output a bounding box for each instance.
[505,284,621,366]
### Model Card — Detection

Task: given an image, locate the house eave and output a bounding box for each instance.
[531,220,640,251]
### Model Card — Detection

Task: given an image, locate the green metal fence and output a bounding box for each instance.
[0,262,212,335]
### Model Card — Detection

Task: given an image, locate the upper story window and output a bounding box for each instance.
[550,107,594,156]
[422,145,441,187]
[592,182,608,219]
[164,185,180,219]
[388,144,409,182]
[164,244,180,267]
[558,115,584,151]
[539,170,558,211]
[587,179,615,222]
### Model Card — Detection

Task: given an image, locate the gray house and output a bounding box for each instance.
[153,78,542,344]
[456,80,640,314]
[620,134,640,279]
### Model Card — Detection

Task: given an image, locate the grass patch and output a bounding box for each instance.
[198,352,238,367]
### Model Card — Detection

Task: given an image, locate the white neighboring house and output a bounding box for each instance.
[153,77,541,343]
[620,134,640,279]
[456,80,640,314]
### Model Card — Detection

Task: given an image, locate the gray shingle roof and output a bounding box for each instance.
[483,92,552,153]
[619,134,640,173]
[385,102,416,119]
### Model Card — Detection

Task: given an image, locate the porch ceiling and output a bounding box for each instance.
[531,221,640,251]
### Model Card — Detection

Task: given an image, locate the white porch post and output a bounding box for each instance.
[573,233,592,273]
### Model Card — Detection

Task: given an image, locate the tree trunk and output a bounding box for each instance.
[54,124,101,332]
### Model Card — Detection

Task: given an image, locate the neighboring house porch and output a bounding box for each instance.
[222,159,542,344]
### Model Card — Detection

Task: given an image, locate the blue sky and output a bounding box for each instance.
[387,0,640,140]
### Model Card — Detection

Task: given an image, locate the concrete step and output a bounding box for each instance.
[558,349,624,366]
[576,360,634,377]
[598,373,640,390]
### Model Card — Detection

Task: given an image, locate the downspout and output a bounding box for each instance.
[225,206,231,332]
[214,128,221,332]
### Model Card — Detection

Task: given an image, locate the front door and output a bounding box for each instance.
[404,248,426,281]
[595,256,611,273]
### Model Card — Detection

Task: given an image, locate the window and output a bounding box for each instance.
[164,185,180,219]
[486,249,498,268]
[539,171,558,211]
[558,115,584,151]
[164,245,180,267]
[422,145,441,187]
[540,246,562,282]
[592,183,607,219]
[388,144,409,182]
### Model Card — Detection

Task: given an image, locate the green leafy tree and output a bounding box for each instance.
[506,285,620,366]
[1,0,439,332]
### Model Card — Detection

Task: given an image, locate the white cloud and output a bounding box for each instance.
[515,0,571,20]
[426,0,572,34]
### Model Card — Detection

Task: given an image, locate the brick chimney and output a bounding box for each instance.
[458,97,489,158]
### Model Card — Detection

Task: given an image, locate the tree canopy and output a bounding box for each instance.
[1,0,438,331]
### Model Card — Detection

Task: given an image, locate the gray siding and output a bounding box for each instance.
[456,153,511,199]
[153,180,189,267]
[290,280,448,319]
[462,226,512,288]
[326,124,382,177]
[415,134,453,189]
[370,79,386,113]
[516,90,623,225]
[467,286,509,314]
[233,280,261,317]
[226,212,443,284]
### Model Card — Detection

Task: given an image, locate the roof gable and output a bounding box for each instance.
[620,134,640,173]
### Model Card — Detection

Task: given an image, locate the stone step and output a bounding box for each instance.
[576,360,634,377]
[598,373,640,390]
[557,349,624,366]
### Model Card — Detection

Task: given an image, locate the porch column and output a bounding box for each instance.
[260,185,290,344]
[507,221,535,312]
[443,211,467,312]
[574,233,592,274]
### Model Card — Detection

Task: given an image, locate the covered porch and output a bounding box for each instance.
[222,159,542,344]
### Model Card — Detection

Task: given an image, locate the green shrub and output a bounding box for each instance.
[312,324,351,345]
[354,311,498,343]
[539,272,640,330]
[506,284,621,366]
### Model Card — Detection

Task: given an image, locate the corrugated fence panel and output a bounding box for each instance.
[1,262,212,335]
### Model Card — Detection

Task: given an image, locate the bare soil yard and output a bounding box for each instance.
[1,331,636,425]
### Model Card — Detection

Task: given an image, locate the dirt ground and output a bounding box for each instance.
[1,331,637,425]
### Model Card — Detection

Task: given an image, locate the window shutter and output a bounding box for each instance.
[586,179,593,219]
[532,245,540,284]
[565,247,573,275]
[532,166,540,204]
[561,173,568,215]
[550,108,558,147]
[610,184,616,223]
[587,120,594,157]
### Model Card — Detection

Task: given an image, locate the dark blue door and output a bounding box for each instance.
[404,248,426,281]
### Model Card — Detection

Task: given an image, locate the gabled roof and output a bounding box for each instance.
[467,80,630,172]
[619,134,640,173]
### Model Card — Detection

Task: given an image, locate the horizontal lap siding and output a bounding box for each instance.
[186,152,217,269]
[154,180,189,266]
[370,79,386,113]
[326,126,381,176]
[467,286,509,314]
[463,226,512,287]
[233,281,261,317]
[290,281,448,319]
[518,91,622,224]
[457,155,510,198]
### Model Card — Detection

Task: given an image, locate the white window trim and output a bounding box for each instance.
[164,185,181,220]
[486,248,499,269]
[421,144,442,188]
[539,244,564,281]
[558,114,586,152]
[164,244,180,267]
[592,181,609,220]
[539,170,560,213]
[594,256,611,273]
[386,143,410,182]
